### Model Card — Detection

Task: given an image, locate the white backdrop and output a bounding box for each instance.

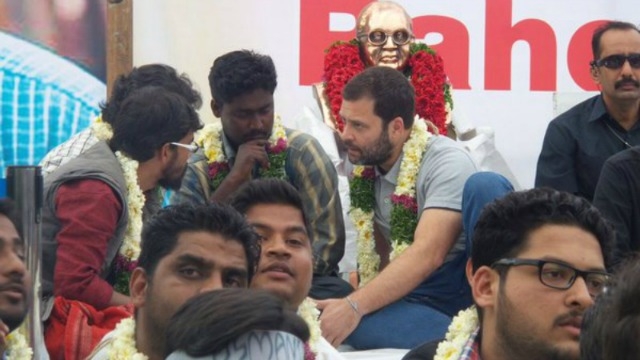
[133,0,636,188]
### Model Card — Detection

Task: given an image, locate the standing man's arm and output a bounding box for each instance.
[535,120,578,193]
[171,158,210,205]
[593,159,632,267]
[290,133,345,275]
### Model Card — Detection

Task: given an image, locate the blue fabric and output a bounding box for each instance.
[346,171,513,350]
[462,172,514,257]
[0,31,105,178]
[346,296,452,350]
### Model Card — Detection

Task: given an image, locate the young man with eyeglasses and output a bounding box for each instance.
[404,187,613,360]
[42,85,202,312]
[536,20,640,202]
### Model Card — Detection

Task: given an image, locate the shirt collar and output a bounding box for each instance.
[221,131,237,161]
[459,327,482,360]
[587,95,610,123]
[375,151,403,185]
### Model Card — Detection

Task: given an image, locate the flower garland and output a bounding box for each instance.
[196,116,288,189]
[91,115,113,141]
[434,306,479,360]
[106,318,148,360]
[5,325,33,360]
[113,151,145,295]
[89,116,144,295]
[298,298,321,360]
[323,41,453,135]
[349,119,431,286]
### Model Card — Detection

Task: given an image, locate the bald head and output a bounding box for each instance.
[356,1,413,38]
[356,1,414,70]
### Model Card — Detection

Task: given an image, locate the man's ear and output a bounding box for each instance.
[465,258,474,285]
[389,116,404,135]
[470,265,499,310]
[590,64,600,84]
[130,267,149,308]
[211,99,222,118]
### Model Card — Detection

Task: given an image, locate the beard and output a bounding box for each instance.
[495,289,580,360]
[345,129,394,166]
[159,159,188,191]
[0,307,27,332]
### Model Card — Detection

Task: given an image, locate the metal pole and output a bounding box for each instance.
[6,166,46,360]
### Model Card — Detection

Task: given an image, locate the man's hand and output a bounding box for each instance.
[0,320,9,355]
[316,298,362,348]
[228,139,269,182]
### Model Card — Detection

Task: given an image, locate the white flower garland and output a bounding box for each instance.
[91,115,114,142]
[102,318,148,360]
[298,297,321,355]
[196,115,287,165]
[114,151,145,261]
[89,117,144,262]
[5,325,33,360]
[350,119,431,285]
[434,306,479,360]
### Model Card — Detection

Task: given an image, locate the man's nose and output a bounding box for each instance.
[200,274,224,292]
[383,34,396,48]
[3,250,27,279]
[566,276,594,309]
[620,58,634,75]
[265,237,291,257]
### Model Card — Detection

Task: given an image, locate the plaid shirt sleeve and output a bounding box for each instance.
[170,153,211,206]
[286,129,345,275]
[0,31,105,178]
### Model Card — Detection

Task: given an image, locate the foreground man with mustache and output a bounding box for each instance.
[173,50,351,301]
[405,188,614,360]
[536,20,640,202]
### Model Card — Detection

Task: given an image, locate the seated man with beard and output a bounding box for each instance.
[42,86,202,359]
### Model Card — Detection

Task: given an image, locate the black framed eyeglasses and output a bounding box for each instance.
[363,30,413,46]
[590,53,640,69]
[170,142,199,153]
[491,258,610,297]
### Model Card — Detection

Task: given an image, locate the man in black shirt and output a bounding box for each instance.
[536,21,640,201]
[593,146,640,267]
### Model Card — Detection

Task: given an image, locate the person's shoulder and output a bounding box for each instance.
[550,94,600,126]
[285,127,328,153]
[604,146,640,167]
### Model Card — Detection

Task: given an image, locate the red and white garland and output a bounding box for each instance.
[322,40,453,135]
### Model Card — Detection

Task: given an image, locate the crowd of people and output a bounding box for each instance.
[1,1,639,359]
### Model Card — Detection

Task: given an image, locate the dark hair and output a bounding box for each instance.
[472,188,614,273]
[165,288,309,357]
[591,21,640,60]
[100,64,202,125]
[108,86,202,162]
[229,179,312,242]
[581,257,640,360]
[137,203,260,280]
[343,66,415,129]
[208,50,277,106]
[0,199,18,233]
